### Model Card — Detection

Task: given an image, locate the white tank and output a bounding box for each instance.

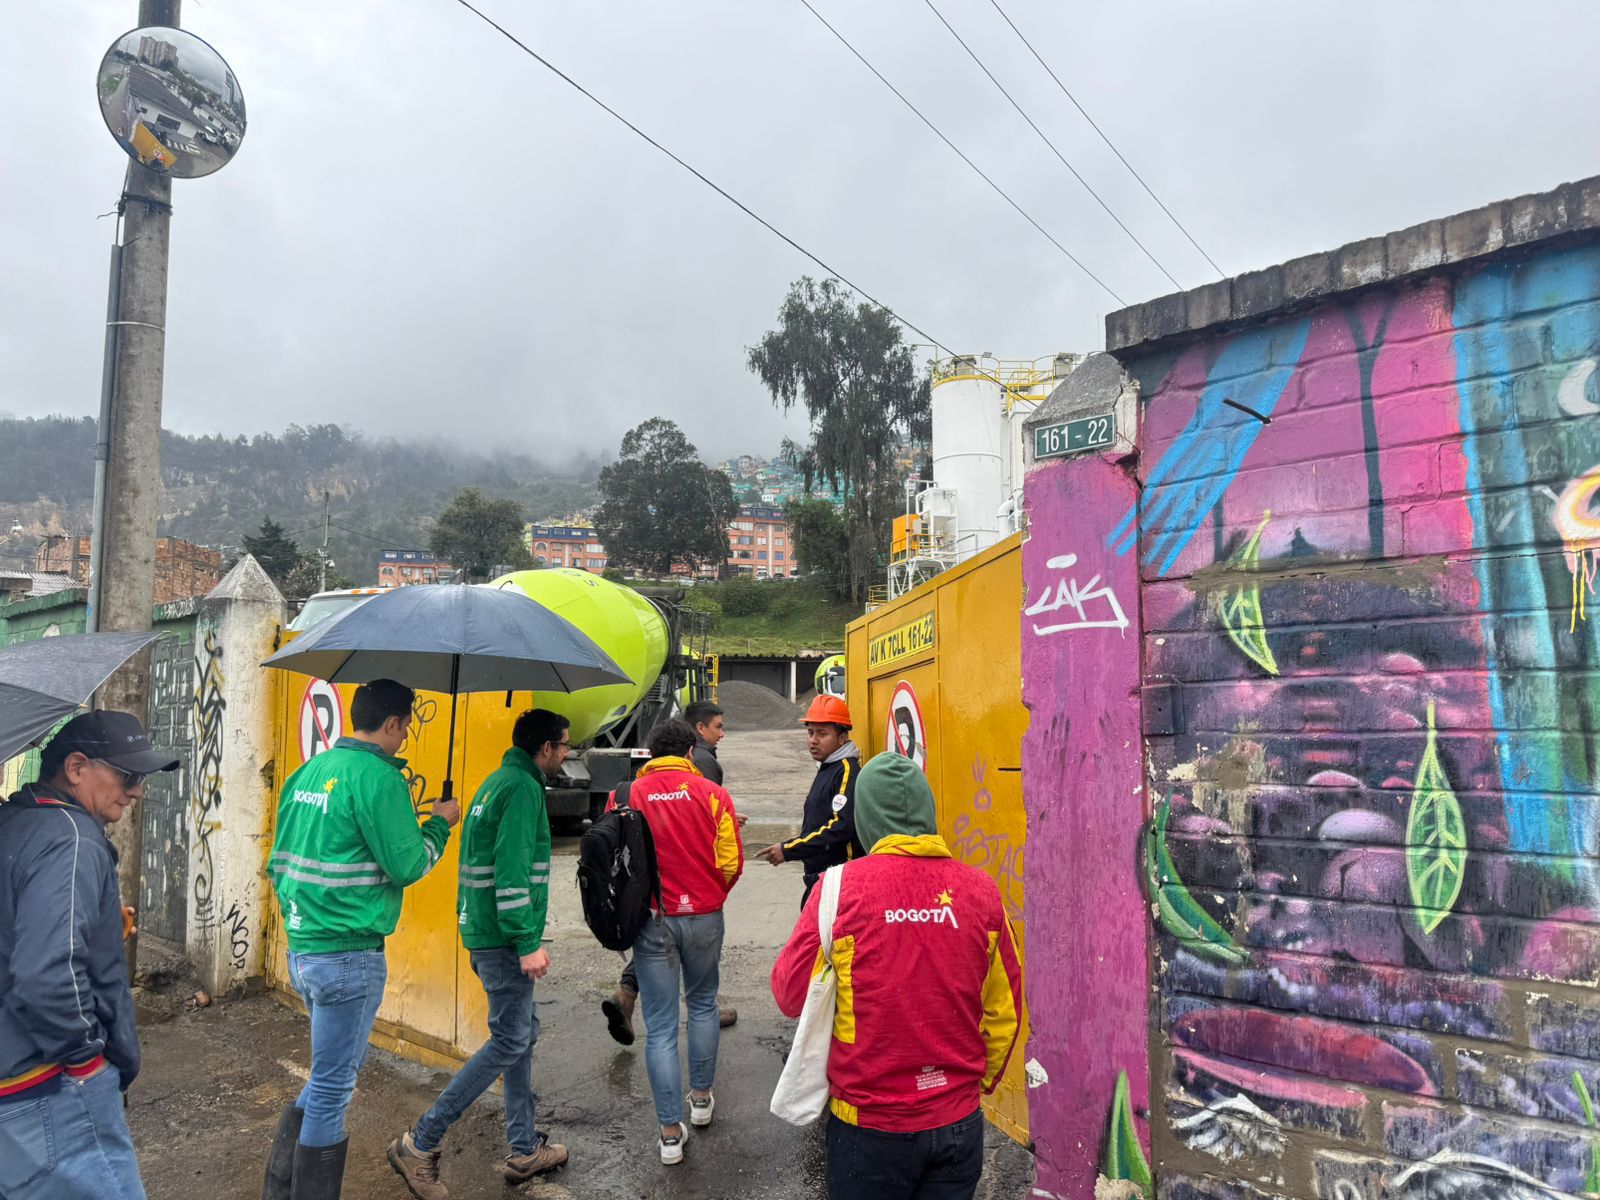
[931,357,1005,560]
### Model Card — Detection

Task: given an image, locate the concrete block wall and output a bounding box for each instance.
[1100,181,1600,1198]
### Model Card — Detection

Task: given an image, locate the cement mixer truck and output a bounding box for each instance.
[490,567,712,829]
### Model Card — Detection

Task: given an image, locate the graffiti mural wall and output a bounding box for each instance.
[1120,241,1600,1196]
[1020,354,1150,1199]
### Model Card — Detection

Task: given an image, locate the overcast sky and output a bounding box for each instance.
[8,1,1600,465]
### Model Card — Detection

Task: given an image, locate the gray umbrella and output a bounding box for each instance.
[0,630,164,764]
[261,584,630,799]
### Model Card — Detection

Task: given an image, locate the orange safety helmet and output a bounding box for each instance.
[801,694,852,728]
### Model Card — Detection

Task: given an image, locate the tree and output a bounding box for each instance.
[748,277,930,603]
[593,419,738,576]
[784,498,850,595]
[430,488,533,581]
[242,518,309,586]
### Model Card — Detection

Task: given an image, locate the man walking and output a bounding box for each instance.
[388,709,571,1197]
[758,695,862,906]
[0,711,178,1200]
[771,754,1023,1200]
[263,679,459,1200]
[614,719,742,1164]
[602,699,739,1044]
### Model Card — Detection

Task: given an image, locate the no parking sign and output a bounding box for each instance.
[299,679,343,761]
[886,681,927,772]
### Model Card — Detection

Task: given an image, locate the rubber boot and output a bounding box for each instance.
[261,1105,304,1200]
[291,1139,348,1200]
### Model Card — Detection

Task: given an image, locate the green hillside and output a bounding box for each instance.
[684,579,857,657]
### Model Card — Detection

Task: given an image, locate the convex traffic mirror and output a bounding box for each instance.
[97,26,245,179]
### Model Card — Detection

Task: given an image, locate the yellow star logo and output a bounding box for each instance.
[323,778,338,792]
[936,890,953,906]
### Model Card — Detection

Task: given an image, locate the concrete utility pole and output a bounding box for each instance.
[318,491,331,591]
[98,0,181,923]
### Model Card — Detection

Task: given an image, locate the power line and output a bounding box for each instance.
[920,0,1184,293]
[447,0,990,360]
[328,519,433,556]
[797,0,1125,306]
[985,0,1226,280]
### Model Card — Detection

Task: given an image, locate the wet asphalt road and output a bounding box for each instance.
[125,728,1034,1198]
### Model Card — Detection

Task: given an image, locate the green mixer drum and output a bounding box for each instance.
[489,568,668,744]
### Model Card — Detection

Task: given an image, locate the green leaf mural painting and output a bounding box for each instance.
[1100,1070,1153,1200]
[1218,512,1279,675]
[1405,699,1467,935]
[1145,796,1248,965]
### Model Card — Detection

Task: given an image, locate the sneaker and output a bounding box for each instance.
[387,1130,448,1200]
[718,998,738,1028]
[501,1140,568,1182]
[688,1091,715,1127]
[658,1121,690,1165]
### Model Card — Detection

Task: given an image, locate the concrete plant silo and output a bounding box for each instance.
[929,355,1006,561]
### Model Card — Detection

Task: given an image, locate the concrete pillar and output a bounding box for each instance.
[1018,355,1148,1198]
[185,555,284,996]
[788,659,798,703]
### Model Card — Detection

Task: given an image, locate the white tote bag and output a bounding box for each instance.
[769,865,844,1126]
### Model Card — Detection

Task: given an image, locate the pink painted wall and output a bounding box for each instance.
[1022,447,1150,1197]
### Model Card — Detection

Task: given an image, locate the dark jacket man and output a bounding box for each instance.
[762,696,864,903]
[0,709,178,1200]
[0,781,141,1090]
[0,713,177,1095]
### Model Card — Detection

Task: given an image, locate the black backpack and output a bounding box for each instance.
[577,782,662,951]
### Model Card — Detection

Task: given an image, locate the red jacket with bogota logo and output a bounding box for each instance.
[770,833,1023,1132]
[607,756,743,916]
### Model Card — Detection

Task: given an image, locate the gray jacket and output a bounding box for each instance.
[692,739,723,787]
[0,783,140,1090]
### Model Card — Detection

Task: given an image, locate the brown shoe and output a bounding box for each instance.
[718,995,737,1028]
[387,1131,448,1200]
[602,986,637,1046]
[501,1141,568,1182]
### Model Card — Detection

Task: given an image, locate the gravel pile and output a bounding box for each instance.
[718,679,805,731]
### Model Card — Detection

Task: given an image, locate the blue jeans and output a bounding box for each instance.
[0,1066,146,1200]
[825,1108,985,1200]
[287,948,388,1147]
[632,911,724,1127]
[412,947,539,1154]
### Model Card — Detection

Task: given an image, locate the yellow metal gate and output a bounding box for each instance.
[845,535,1031,1144]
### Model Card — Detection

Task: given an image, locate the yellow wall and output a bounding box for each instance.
[844,534,1030,1144]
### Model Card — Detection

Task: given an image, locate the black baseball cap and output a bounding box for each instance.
[47,711,181,775]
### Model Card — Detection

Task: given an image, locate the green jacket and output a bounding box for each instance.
[269,738,451,954]
[457,746,551,956]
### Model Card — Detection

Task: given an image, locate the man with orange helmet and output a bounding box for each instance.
[758,695,863,906]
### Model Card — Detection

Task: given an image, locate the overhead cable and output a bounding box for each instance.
[329,519,432,556]
[920,0,1184,292]
[447,0,1002,361]
[986,0,1226,279]
[798,0,1125,305]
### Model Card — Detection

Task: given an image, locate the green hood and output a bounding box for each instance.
[855,753,937,853]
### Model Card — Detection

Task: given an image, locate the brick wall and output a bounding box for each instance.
[154,537,222,604]
[31,535,219,603]
[1107,228,1600,1196]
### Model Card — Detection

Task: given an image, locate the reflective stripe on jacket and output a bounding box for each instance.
[770,833,1023,1132]
[456,746,551,956]
[270,738,451,954]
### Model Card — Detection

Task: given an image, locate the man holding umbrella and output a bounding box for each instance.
[263,679,460,1200]
[0,710,180,1200]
